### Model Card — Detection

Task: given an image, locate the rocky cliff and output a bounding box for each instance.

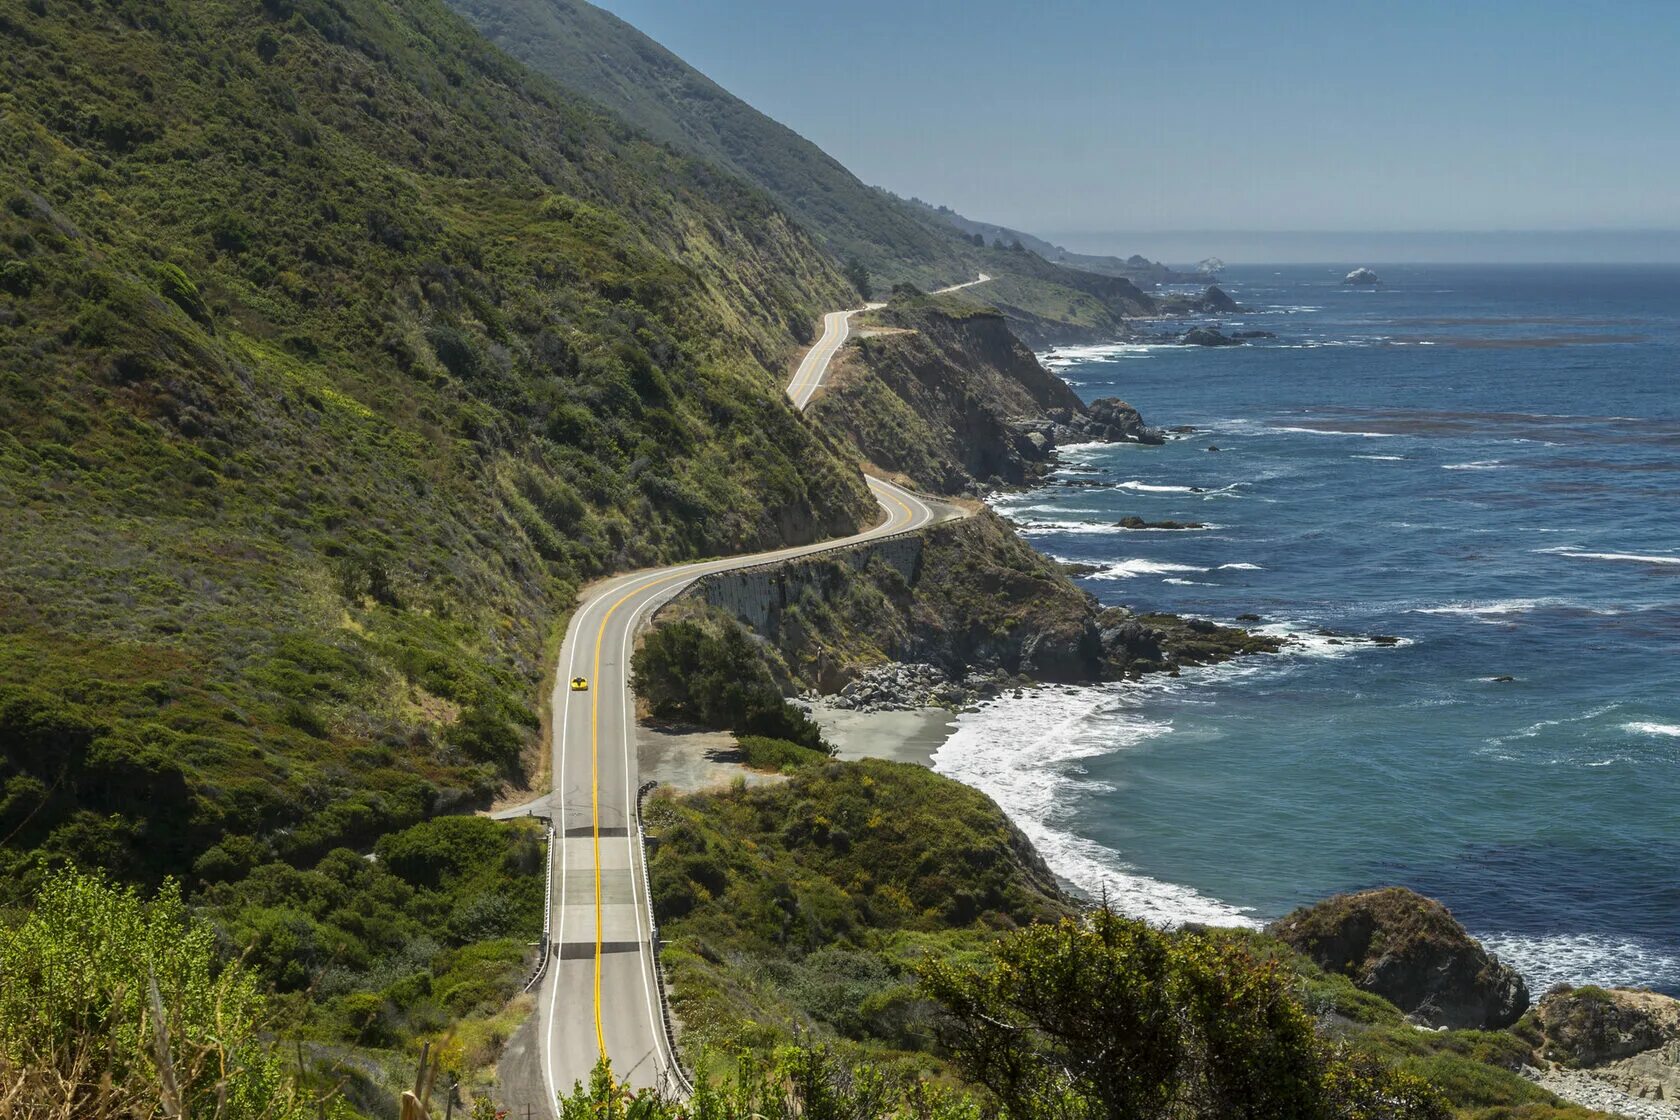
[809,296,1163,495]
[661,510,1276,699]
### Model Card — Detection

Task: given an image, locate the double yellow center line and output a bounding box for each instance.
[583,481,918,1061]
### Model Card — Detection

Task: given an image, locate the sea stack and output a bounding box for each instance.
[1343,267,1382,287]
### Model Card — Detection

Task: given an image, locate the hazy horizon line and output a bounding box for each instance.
[1037,227,1680,266]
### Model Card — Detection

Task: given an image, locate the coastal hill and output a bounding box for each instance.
[899,194,1202,285]
[0,1,1655,1118]
[442,0,1159,343]
[0,0,873,1096]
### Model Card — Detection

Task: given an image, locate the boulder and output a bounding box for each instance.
[1344,267,1382,287]
[1270,886,1529,1029]
[1536,986,1680,1067]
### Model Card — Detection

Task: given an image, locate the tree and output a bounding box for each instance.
[842,257,872,300]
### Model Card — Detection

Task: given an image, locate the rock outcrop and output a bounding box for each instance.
[665,511,1280,699]
[1201,285,1240,312]
[1536,986,1680,1067]
[1530,987,1680,1107]
[1344,267,1382,286]
[1047,398,1166,445]
[1270,886,1530,1029]
[1156,285,1244,315]
[1181,327,1244,347]
[812,301,1164,494]
[1118,516,1205,530]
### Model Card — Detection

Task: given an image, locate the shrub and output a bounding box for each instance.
[0,868,315,1118]
[735,735,828,771]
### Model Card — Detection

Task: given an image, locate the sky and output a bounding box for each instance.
[593,0,1680,262]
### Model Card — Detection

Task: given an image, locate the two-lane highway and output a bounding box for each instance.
[518,295,971,1105]
[786,274,987,410]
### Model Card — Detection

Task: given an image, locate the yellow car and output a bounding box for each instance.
[569,677,589,692]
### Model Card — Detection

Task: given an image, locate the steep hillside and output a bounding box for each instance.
[811,298,1082,492]
[447,0,964,284]
[809,292,1160,494]
[444,0,1157,341]
[0,0,872,1059]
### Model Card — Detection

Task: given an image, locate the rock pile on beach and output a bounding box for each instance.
[828,662,968,712]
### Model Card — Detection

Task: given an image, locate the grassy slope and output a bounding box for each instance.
[442,0,1158,339]
[0,0,873,1092]
[646,757,1069,1069]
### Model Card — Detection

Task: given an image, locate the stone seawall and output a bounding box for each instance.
[670,531,924,636]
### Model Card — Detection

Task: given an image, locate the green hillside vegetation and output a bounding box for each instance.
[0,868,327,1119]
[0,0,873,1089]
[644,757,1069,1066]
[638,762,1586,1119]
[443,0,1159,341]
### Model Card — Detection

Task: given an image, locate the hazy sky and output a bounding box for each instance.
[593,0,1680,258]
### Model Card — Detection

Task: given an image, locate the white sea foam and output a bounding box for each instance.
[1413,599,1548,617]
[1270,425,1399,438]
[1352,454,1408,461]
[1089,559,1210,580]
[1535,547,1680,566]
[1115,480,1198,493]
[1254,621,1412,658]
[1624,721,1680,738]
[1041,342,1171,366]
[1013,519,1123,537]
[1479,932,1680,995]
[932,686,1260,928]
[1442,459,1508,470]
[1218,562,1264,571]
[1484,702,1624,748]
[1415,598,1627,620]
[1114,479,1244,497]
[1162,578,1216,586]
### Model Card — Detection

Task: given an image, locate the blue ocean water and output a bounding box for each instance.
[932,264,1680,994]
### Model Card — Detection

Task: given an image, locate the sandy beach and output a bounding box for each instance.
[807,700,957,766]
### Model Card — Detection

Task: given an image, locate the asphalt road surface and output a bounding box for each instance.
[505,299,967,1107]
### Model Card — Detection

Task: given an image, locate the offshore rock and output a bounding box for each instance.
[1053,397,1166,445]
[1181,326,1244,347]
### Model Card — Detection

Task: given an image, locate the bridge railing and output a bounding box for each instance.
[521,814,556,994]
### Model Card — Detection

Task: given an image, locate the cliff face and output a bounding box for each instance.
[809,299,1160,495]
[665,511,1275,694]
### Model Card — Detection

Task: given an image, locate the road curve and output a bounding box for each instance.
[787,274,988,410]
[520,303,963,1104]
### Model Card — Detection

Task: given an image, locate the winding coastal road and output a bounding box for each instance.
[502,282,982,1105]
